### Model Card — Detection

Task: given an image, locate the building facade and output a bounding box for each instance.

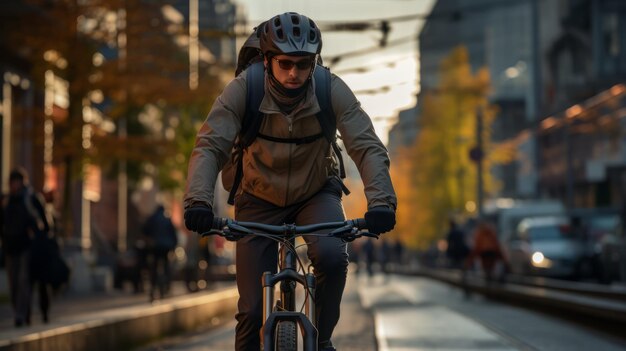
[406,0,626,209]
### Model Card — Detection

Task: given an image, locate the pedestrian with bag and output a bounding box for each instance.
[183,12,397,350]
[1,167,53,326]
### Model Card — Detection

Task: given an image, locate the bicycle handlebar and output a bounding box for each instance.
[204,217,376,242]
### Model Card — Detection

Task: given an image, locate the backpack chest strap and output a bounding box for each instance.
[257,132,324,145]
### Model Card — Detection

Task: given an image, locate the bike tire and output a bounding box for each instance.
[275,320,298,351]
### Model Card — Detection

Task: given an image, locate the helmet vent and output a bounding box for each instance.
[260,12,321,55]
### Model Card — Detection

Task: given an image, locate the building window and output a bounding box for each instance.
[602,12,620,74]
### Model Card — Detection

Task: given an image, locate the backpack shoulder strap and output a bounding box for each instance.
[228,61,266,205]
[313,66,335,143]
[240,61,266,147]
[313,67,350,195]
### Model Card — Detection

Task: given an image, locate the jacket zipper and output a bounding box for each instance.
[285,121,293,205]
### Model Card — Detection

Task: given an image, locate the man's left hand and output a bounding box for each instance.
[364,206,396,234]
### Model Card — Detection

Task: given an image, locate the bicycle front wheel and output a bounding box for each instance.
[275,320,298,351]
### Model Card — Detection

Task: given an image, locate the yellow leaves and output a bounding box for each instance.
[392,45,499,250]
[490,140,518,164]
[389,147,416,244]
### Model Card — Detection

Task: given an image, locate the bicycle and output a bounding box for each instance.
[202,217,377,351]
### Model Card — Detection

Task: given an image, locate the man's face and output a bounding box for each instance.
[266,55,315,89]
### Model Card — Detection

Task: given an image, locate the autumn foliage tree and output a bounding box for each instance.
[386,146,418,247]
[392,46,498,250]
[2,0,224,237]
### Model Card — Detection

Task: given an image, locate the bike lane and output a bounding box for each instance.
[357,273,517,351]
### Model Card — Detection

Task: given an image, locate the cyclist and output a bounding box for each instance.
[183,12,397,351]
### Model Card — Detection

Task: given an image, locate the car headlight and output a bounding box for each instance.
[531,251,553,268]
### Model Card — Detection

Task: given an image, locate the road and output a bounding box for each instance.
[135,272,626,350]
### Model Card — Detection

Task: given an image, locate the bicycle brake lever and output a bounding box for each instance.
[200,229,222,237]
[336,227,359,242]
[223,229,243,241]
[361,231,379,239]
[329,225,352,236]
[229,223,254,234]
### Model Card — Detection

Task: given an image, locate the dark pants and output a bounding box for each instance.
[149,248,171,300]
[234,181,348,351]
[31,279,50,322]
[6,251,32,325]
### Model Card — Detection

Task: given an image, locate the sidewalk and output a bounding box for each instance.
[0,281,238,351]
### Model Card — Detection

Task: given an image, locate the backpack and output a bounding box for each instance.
[222,27,349,205]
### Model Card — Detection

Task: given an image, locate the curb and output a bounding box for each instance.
[0,287,239,351]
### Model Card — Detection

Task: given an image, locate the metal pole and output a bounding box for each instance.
[118,120,127,253]
[117,5,128,253]
[476,106,484,219]
[531,0,542,197]
[565,125,574,209]
[81,185,92,253]
[189,0,199,90]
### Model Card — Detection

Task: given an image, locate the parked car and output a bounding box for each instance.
[483,198,566,243]
[569,208,625,283]
[505,216,589,278]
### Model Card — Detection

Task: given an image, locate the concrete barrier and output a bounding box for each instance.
[0,287,239,351]
[405,268,626,325]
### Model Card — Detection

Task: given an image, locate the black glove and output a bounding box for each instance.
[184,205,214,233]
[364,206,396,234]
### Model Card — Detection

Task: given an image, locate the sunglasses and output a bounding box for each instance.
[273,58,315,71]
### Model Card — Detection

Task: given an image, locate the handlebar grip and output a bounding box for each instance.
[212,217,228,229]
[354,218,367,230]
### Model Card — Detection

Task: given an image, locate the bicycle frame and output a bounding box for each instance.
[205,217,373,351]
[261,235,318,350]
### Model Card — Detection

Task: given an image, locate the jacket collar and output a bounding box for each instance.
[259,78,321,119]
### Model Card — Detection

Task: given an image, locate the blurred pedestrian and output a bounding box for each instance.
[465,220,507,282]
[380,239,391,274]
[392,239,404,269]
[1,167,53,326]
[142,205,178,302]
[362,238,375,278]
[445,219,469,269]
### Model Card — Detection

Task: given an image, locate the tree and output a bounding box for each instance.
[402,46,498,250]
[388,146,420,248]
[2,0,224,239]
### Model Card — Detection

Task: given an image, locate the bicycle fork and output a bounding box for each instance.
[261,239,319,350]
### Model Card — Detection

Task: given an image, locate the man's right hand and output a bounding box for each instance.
[184,205,214,233]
